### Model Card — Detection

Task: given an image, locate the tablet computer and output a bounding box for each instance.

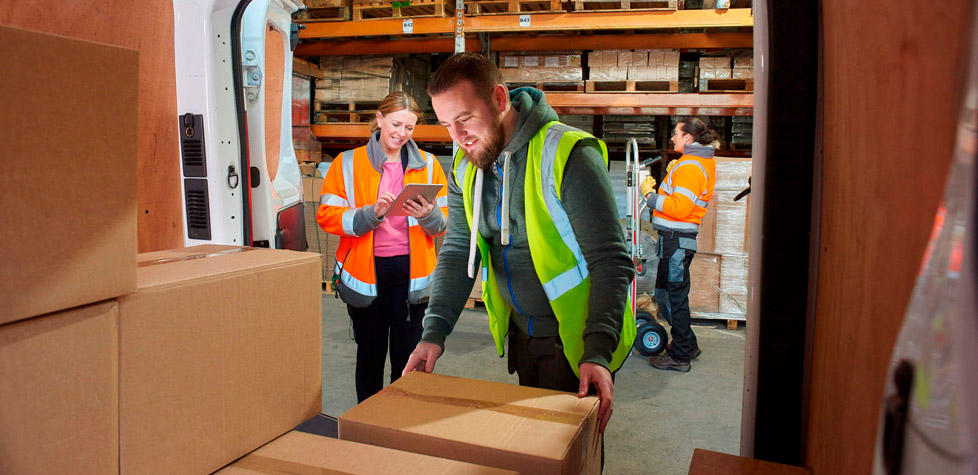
[386,183,444,216]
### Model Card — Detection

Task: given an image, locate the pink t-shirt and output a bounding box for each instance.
[373,161,410,257]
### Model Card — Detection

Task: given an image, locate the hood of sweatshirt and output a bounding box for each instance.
[366,129,427,173]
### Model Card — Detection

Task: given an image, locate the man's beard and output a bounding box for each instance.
[466,115,506,170]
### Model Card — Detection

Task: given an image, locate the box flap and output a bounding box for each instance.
[136,245,321,290]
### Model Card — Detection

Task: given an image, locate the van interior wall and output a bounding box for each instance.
[811,0,974,473]
[0,1,183,253]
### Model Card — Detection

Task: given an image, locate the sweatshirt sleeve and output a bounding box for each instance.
[419,166,478,350]
[561,144,634,369]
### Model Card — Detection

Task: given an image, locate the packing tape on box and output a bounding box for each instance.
[381,387,590,426]
[137,247,257,268]
[231,454,349,474]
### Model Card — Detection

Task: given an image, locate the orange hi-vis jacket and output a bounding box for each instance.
[317,134,448,308]
[649,142,717,234]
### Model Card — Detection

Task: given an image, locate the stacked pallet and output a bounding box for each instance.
[730,116,752,149]
[601,115,656,146]
[352,0,454,19]
[568,0,678,12]
[315,55,430,122]
[698,55,754,92]
[466,0,563,15]
[297,0,353,21]
[587,49,679,92]
[498,51,583,87]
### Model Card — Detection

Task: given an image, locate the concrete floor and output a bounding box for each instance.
[321,293,746,475]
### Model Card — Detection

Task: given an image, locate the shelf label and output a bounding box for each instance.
[402,18,414,34]
[519,15,531,27]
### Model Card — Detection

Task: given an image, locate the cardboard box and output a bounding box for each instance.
[732,68,753,79]
[0,300,119,474]
[733,56,753,69]
[590,66,628,81]
[119,245,322,475]
[716,69,733,79]
[217,431,515,474]
[0,25,137,325]
[689,252,721,313]
[340,372,601,474]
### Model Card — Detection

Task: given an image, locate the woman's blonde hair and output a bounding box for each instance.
[368,91,422,132]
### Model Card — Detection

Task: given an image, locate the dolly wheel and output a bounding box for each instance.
[634,321,668,356]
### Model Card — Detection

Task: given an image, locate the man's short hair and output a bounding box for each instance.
[427,52,506,107]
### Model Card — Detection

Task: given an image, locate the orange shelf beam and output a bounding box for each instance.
[466,8,753,33]
[295,32,751,57]
[547,92,754,116]
[298,8,754,39]
[313,124,452,142]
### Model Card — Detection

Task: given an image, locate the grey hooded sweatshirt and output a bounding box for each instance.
[420,88,634,369]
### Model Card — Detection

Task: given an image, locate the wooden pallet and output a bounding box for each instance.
[463,297,486,310]
[466,0,563,14]
[353,0,453,19]
[314,100,381,124]
[699,78,754,93]
[691,311,746,330]
[569,0,677,12]
[585,80,678,93]
[295,6,352,21]
[508,81,585,93]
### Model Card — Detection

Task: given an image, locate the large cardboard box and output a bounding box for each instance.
[0,25,137,326]
[0,300,119,474]
[340,372,601,474]
[119,245,322,475]
[217,431,515,474]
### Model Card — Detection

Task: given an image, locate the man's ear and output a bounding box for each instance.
[491,84,509,114]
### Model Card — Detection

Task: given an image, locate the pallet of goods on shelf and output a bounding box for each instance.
[729,116,752,149]
[588,49,679,92]
[498,51,583,85]
[568,0,678,12]
[698,55,753,92]
[352,0,454,20]
[314,55,430,120]
[297,0,353,21]
[465,0,563,14]
[599,115,656,146]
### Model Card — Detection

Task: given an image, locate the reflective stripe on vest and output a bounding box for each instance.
[334,260,377,298]
[340,150,360,236]
[455,121,636,378]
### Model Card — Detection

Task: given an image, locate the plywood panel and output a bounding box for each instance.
[810,1,973,473]
[0,0,183,252]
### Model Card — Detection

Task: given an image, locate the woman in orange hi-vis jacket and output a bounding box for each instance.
[316,91,449,402]
[640,117,719,373]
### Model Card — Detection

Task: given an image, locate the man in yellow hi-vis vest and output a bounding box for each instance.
[403,53,636,435]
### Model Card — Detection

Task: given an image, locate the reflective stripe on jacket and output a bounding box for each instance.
[454,121,636,377]
[317,145,449,307]
[650,144,716,234]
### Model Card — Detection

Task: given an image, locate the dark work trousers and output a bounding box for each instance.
[654,230,699,363]
[347,255,425,403]
[508,323,613,472]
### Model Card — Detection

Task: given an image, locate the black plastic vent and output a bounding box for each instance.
[180,113,207,177]
[184,178,211,240]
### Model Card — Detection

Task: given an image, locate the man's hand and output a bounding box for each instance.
[578,363,614,434]
[401,342,444,376]
[639,176,657,197]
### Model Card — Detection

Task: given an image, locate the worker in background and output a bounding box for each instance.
[640,118,718,372]
[402,52,636,435]
[317,91,449,402]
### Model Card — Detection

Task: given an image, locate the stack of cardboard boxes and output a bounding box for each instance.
[698,55,753,91]
[2,26,323,474]
[588,49,680,83]
[688,157,752,322]
[315,55,430,109]
[497,51,584,84]
[302,175,341,286]
[292,61,323,175]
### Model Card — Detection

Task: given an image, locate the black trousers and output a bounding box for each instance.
[347,255,425,402]
[655,230,699,362]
